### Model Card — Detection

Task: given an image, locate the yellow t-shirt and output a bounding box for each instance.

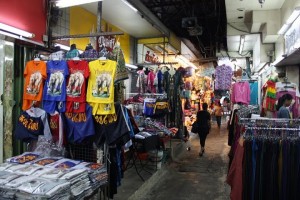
[86,60,116,104]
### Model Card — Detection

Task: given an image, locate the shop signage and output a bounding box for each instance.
[285,16,300,56]
[145,50,160,63]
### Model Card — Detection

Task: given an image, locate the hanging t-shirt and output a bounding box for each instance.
[93,103,130,146]
[22,60,47,111]
[64,104,95,143]
[249,81,258,105]
[86,60,117,104]
[231,81,250,105]
[147,70,156,93]
[154,99,170,117]
[66,60,89,113]
[43,60,69,101]
[143,98,156,116]
[215,65,233,90]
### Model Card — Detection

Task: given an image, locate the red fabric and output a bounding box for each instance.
[65,60,89,112]
[49,113,66,146]
[147,71,156,93]
[227,141,244,200]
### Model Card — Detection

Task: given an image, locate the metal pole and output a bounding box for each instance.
[97,1,103,33]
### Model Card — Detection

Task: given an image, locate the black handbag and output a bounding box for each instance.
[191,121,199,133]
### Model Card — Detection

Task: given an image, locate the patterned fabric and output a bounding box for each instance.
[136,70,146,93]
[65,49,80,59]
[215,65,233,90]
[262,80,277,111]
[81,49,99,59]
[109,45,129,83]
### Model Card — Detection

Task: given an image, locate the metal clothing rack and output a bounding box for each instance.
[239,118,300,139]
[135,62,178,65]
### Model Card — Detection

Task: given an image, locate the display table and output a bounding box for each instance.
[0,152,108,199]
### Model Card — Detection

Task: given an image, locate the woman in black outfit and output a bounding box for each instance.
[196,103,211,157]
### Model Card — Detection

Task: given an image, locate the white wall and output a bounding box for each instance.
[286,66,299,86]
[252,34,261,70]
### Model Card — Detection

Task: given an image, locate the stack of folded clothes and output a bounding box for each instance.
[0,153,109,199]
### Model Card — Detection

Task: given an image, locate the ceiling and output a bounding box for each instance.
[139,0,227,58]
[81,0,162,38]
[225,0,285,54]
[80,0,288,61]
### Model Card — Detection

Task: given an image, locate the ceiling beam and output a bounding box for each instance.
[127,0,170,36]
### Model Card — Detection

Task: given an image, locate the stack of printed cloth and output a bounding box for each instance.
[0,152,108,199]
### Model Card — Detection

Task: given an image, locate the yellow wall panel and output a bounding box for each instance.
[69,7,131,63]
[70,7,97,50]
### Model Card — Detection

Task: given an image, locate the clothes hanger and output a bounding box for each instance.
[98,56,107,61]
[72,57,80,61]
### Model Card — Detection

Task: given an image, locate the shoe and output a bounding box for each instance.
[187,147,191,151]
[199,152,203,157]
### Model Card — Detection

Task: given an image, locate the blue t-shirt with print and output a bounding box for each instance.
[43,60,69,101]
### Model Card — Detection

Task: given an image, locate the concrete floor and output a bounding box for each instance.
[113,120,231,200]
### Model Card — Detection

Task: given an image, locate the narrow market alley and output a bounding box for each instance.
[114,121,231,200]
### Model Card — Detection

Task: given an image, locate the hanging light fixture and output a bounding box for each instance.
[238,35,245,55]
[0,23,35,38]
[54,0,103,8]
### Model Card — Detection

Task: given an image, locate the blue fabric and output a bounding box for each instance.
[64,104,95,143]
[249,82,258,105]
[251,138,258,200]
[43,60,69,101]
[124,109,134,138]
[43,100,66,113]
[157,70,163,93]
[143,98,156,116]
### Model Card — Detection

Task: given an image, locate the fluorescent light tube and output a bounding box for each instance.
[55,43,70,51]
[121,0,138,12]
[286,7,300,24]
[277,24,290,35]
[0,23,35,38]
[125,63,138,69]
[238,35,245,54]
[55,0,103,8]
[166,44,179,54]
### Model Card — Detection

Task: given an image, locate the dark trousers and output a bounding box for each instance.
[216,116,222,127]
[198,130,208,148]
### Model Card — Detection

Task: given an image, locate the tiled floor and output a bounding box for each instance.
[113,121,231,200]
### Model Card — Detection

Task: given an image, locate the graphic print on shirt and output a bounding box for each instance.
[26,72,42,95]
[66,71,84,97]
[47,71,64,95]
[92,72,112,98]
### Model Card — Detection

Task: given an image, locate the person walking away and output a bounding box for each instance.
[277,93,293,119]
[196,103,211,157]
[214,102,223,128]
